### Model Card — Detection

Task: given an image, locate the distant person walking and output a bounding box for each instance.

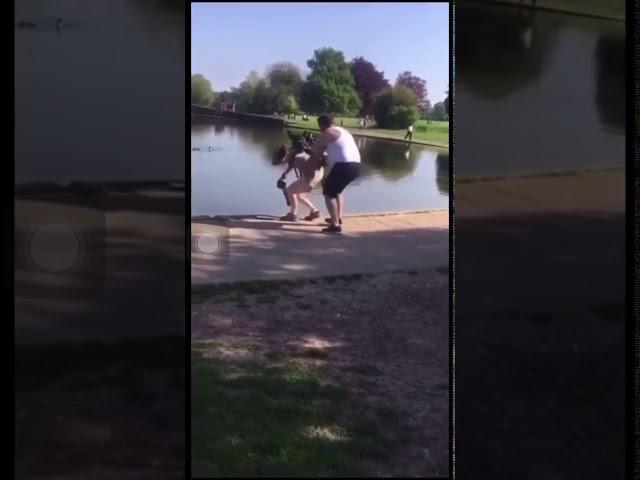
[404,123,414,143]
[307,115,361,234]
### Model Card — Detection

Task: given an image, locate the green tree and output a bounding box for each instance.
[191,73,215,106]
[431,102,447,121]
[270,91,299,114]
[251,78,272,114]
[232,70,262,112]
[266,62,303,113]
[267,62,302,93]
[215,90,235,105]
[300,47,361,115]
[422,99,433,119]
[372,86,420,129]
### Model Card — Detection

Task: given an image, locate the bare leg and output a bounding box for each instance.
[324,196,339,226]
[298,193,318,213]
[287,191,299,214]
[336,194,343,221]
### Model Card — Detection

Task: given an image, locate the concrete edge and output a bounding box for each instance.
[456,167,624,184]
[479,0,625,22]
[192,209,450,223]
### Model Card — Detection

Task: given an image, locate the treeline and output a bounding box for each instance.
[192,47,449,128]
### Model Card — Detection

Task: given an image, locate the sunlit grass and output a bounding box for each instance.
[192,351,405,477]
[285,114,449,146]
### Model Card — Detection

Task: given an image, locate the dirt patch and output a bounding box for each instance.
[192,268,450,477]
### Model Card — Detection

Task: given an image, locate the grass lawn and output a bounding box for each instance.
[284,114,449,148]
[191,269,450,477]
[192,347,405,477]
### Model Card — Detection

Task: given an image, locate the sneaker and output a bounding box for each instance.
[321,224,342,234]
[279,212,298,221]
[324,217,343,225]
[303,210,320,221]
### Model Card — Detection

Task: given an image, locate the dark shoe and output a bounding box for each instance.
[303,210,320,221]
[279,212,298,221]
[321,224,342,234]
[324,217,343,225]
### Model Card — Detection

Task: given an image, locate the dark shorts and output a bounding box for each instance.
[322,162,361,198]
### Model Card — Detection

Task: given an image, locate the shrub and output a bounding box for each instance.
[388,105,420,129]
[372,86,419,128]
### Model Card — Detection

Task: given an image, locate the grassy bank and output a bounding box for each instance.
[191,269,450,477]
[192,350,404,477]
[284,115,449,148]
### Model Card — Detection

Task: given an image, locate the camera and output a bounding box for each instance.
[276,178,290,206]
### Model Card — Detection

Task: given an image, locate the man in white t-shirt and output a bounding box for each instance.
[404,123,414,143]
[307,114,361,234]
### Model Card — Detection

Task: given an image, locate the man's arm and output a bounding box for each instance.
[308,128,339,167]
[308,134,328,166]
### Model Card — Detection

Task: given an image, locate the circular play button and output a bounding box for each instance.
[197,233,221,255]
[28,223,81,273]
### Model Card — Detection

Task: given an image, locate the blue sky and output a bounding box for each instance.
[192,2,450,103]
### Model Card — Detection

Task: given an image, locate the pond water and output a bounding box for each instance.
[15,0,185,184]
[455,2,624,178]
[191,120,449,217]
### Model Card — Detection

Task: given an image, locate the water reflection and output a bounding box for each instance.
[456,2,557,99]
[15,0,185,184]
[455,1,624,177]
[436,153,449,196]
[214,122,225,134]
[356,136,418,181]
[594,34,625,134]
[198,121,425,183]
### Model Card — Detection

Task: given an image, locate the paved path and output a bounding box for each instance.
[191,210,449,284]
[456,169,624,217]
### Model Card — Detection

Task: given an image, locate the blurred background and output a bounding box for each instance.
[455,1,626,478]
[14,1,186,478]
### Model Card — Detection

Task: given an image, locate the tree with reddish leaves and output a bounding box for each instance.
[350,57,390,116]
[396,71,428,109]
